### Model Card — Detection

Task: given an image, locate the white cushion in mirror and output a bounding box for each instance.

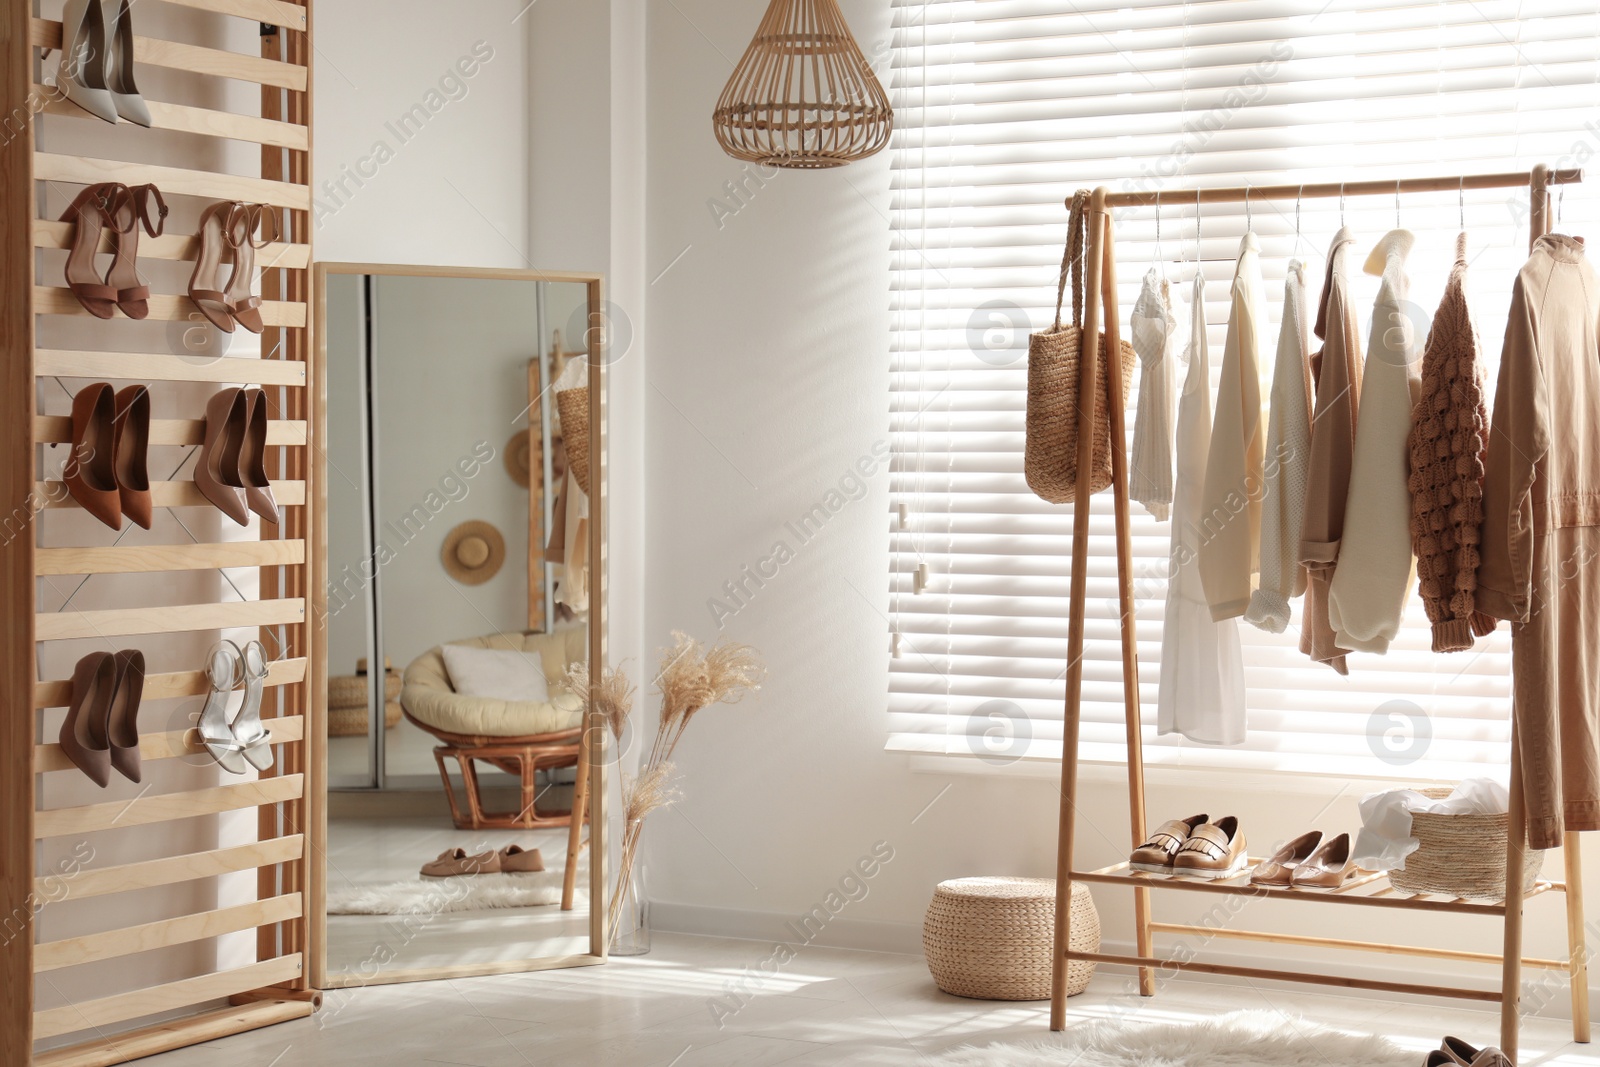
[440,643,552,704]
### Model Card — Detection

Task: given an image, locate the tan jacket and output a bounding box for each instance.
[1298,228,1363,676]
[1479,233,1600,849]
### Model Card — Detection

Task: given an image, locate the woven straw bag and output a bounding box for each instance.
[1025,191,1135,503]
[1387,786,1544,900]
[923,876,1098,1001]
[556,385,591,495]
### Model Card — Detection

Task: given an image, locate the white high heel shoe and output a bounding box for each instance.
[197,643,247,775]
[105,0,151,127]
[231,639,275,772]
[56,0,120,124]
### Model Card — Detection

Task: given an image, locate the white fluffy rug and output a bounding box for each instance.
[929,1010,1414,1067]
[327,872,578,915]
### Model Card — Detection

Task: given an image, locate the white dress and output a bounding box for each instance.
[1158,271,1247,745]
[1130,268,1178,521]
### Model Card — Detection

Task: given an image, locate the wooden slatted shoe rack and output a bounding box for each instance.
[1,2,321,1064]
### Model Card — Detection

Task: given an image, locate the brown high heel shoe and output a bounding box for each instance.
[187,201,237,333]
[240,389,279,525]
[113,385,152,529]
[108,649,145,783]
[61,652,116,786]
[195,387,250,525]
[105,184,167,319]
[223,203,273,334]
[59,184,123,318]
[65,382,123,529]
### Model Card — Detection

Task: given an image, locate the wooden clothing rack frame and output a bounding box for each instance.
[1048,165,1590,1061]
[1,3,319,1065]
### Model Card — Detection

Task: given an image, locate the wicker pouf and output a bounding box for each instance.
[923,877,1098,1001]
[1388,786,1544,900]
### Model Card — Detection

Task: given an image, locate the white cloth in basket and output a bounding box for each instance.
[1351,778,1510,872]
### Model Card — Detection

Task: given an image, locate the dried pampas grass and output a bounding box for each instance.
[603,633,766,947]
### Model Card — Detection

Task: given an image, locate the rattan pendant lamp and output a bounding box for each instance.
[712,0,893,169]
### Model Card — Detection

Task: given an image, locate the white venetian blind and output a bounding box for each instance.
[886,0,1600,779]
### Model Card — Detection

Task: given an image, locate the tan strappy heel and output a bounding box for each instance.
[188,201,237,333]
[106,183,167,319]
[59,183,122,318]
[223,203,275,334]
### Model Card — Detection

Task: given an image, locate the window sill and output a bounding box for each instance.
[903,751,1505,796]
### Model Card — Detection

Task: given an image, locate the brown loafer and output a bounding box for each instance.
[498,845,545,873]
[420,848,500,878]
[1172,816,1248,880]
[1251,830,1322,886]
[1290,831,1356,889]
[1130,813,1208,873]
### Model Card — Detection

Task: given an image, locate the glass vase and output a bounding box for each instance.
[610,857,651,956]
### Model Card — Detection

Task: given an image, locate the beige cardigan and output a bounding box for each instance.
[1198,233,1267,621]
[1298,227,1364,676]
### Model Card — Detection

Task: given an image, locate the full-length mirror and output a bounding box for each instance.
[313,265,606,984]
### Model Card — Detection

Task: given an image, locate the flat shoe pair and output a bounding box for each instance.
[1425,1036,1514,1066]
[421,844,544,878]
[1130,813,1249,880]
[1252,830,1358,889]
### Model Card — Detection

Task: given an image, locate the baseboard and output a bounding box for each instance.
[650,901,925,956]
[650,904,1597,1025]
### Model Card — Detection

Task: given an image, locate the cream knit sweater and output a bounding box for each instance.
[1199,232,1267,621]
[1327,230,1422,654]
[1245,259,1313,633]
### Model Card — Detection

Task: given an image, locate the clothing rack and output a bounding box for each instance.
[1048,165,1589,1061]
[2,4,319,1065]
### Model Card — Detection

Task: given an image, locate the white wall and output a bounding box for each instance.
[634,0,1600,1023]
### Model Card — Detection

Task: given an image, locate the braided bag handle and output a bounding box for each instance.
[1051,189,1090,332]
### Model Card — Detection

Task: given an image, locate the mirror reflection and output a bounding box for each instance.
[321,269,598,980]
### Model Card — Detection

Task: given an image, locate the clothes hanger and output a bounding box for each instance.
[1339,181,1346,227]
[1244,184,1252,234]
[1154,190,1166,281]
[1292,184,1304,264]
[1459,175,1466,232]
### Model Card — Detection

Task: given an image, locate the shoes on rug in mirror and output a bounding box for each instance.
[421,848,501,878]
[1428,1037,1514,1067]
[498,845,544,873]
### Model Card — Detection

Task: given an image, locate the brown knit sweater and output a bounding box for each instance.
[1407,233,1497,652]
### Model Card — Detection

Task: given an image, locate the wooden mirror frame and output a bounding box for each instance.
[309,263,607,985]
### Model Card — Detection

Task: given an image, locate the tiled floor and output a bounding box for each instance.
[132,932,1593,1066]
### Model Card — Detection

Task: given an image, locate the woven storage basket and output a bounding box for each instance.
[1025,191,1135,504]
[923,877,1098,1001]
[327,671,403,738]
[1388,786,1544,900]
[328,701,402,738]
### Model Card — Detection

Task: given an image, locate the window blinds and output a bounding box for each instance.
[886,0,1600,779]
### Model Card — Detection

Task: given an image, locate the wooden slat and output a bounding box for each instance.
[36,478,306,509]
[35,153,310,211]
[34,288,306,327]
[1070,865,1505,916]
[34,219,309,268]
[35,894,303,972]
[32,998,313,1067]
[36,597,305,641]
[35,349,306,386]
[35,654,304,707]
[33,91,308,150]
[39,835,303,900]
[2,0,35,1058]
[35,774,304,839]
[35,538,305,576]
[31,20,307,91]
[33,954,302,1040]
[36,716,305,772]
[154,0,307,30]
[35,416,306,448]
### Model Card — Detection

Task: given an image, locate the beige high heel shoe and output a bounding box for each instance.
[195,388,250,525]
[188,202,239,333]
[239,389,280,525]
[222,203,275,334]
[59,184,122,318]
